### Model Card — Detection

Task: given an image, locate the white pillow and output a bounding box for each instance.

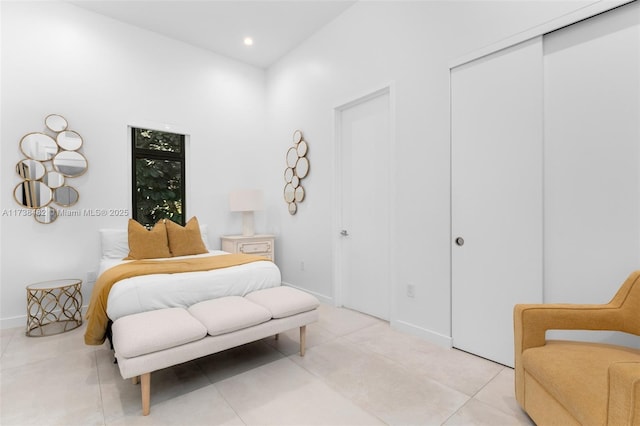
[100,229,129,259]
[99,225,211,259]
[199,225,211,250]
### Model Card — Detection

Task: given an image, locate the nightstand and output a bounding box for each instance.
[221,234,275,262]
[26,278,83,337]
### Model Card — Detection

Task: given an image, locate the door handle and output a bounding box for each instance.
[340,230,349,236]
[455,237,465,246]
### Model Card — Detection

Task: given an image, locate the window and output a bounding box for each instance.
[131,127,185,227]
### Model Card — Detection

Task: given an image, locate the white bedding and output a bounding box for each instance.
[100,250,281,321]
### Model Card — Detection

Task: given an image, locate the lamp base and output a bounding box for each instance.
[242,211,255,236]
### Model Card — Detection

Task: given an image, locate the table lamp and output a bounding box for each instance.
[229,189,264,236]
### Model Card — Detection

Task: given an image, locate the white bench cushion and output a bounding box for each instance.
[246,286,320,319]
[188,296,271,336]
[113,308,207,358]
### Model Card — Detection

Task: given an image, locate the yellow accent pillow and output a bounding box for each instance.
[124,219,171,260]
[165,216,208,257]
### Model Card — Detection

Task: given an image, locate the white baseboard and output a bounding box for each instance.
[391,319,452,349]
[1,314,26,330]
[281,281,334,305]
[278,283,452,349]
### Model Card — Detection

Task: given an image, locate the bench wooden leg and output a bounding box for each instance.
[274,333,279,340]
[141,373,151,416]
[300,325,307,357]
[132,376,140,385]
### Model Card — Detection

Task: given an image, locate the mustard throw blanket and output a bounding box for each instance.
[84,254,268,345]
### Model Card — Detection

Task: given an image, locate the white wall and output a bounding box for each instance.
[1,0,600,335]
[0,1,269,327]
[267,0,594,343]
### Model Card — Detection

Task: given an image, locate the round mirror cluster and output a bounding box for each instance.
[283,130,310,215]
[14,114,87,224]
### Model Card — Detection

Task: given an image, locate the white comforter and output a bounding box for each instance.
[100,250,281,321]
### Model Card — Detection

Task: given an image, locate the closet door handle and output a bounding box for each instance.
[340,230,349,236]
[455,237,465,246]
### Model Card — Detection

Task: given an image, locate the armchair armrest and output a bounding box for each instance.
[515,270,640,355]
[514,302,624,353]
[607,362,640,425]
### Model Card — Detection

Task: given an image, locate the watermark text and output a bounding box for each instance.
[2,208,130,217]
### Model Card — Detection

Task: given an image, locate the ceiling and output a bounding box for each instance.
[70,1,357,69]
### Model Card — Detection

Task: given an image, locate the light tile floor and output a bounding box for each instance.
[0,305,534,426]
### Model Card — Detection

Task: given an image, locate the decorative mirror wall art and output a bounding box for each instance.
[45,114,68,132]
[13,114,87,224]
[283,129,310,215]
[16,159,46,180]
[20,133,58,161]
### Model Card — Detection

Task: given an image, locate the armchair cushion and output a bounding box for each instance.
[523,340,640,425]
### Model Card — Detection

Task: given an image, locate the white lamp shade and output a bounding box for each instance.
[229,189,264,212]
[229,190,264,237]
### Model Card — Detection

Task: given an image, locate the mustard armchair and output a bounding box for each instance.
[514,271,640,425]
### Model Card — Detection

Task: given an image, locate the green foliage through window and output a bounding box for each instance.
[132,128,185,227]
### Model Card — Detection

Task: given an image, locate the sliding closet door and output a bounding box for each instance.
[544,2,640,310]
[451,37,544,367]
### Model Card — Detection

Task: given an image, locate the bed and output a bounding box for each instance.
[99,250,281,321]
[84,222,281,345]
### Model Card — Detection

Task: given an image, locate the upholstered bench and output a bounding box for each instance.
[112,286,320,415]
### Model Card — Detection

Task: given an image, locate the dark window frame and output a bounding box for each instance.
[131,127,186,226]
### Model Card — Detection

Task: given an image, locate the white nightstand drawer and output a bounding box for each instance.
[221,235,275,263]
[239,241,271,254]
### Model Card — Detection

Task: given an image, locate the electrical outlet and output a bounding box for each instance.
[86,271,97,283]
[407,283,415,298]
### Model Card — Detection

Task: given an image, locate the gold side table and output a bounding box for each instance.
[26,279,83,337]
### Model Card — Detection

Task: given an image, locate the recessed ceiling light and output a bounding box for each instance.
[243,37,254,46]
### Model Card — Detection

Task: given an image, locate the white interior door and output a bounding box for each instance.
[451,38,544,367]
[543,1,640,308]
[337,89,391,321]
